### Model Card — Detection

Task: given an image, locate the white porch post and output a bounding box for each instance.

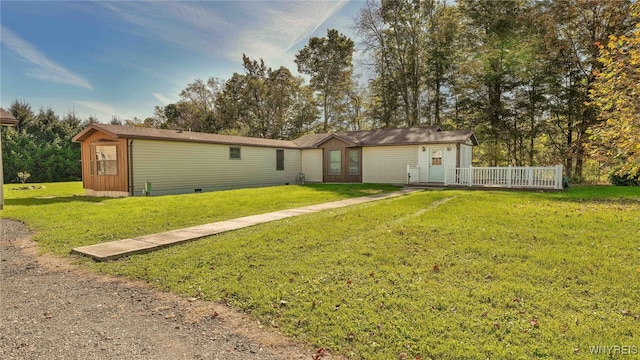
[468,165,473,187]
[555,165,564,189]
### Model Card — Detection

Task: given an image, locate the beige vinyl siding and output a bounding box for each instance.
[283,149,302,182]
[301,149,323,182]
[443,145,457,171]
[460,144,472,168]
[132,140,301,196]
[362,146,418,184]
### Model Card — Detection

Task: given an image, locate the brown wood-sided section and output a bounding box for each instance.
[318,137,362,183]
[79,130,129,193]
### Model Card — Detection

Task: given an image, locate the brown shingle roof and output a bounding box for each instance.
[73,124,300,148]
[294,126,478,148]
[73,124,478,148]
[292,133,334,148]
[0,108,18,126]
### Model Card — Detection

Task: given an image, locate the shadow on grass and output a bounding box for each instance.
[5,196,108,206]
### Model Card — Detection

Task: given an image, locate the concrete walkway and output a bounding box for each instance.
[72,188,420,261]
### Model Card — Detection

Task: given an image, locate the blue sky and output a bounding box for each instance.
[1,1,363,122]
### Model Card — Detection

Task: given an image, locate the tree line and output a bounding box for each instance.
[1,101,90,183]
[147,0,637,181]
[3,0,638,183]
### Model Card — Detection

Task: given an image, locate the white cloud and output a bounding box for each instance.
[75,101,119,117]
[152,93,174,105]
[97,2,232,57]
[1,25,93,90]
[99,1,350,65]
[230,1,350,62]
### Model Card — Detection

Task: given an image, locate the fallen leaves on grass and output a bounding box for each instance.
[529,318,540,328]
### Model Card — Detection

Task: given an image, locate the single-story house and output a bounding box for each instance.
[1,108,19,210]
[72,124,478,197]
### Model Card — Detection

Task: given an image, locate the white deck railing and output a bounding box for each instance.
[445,165,564,190]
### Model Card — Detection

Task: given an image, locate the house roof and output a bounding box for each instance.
[73,124,300,149]
[294,126,478,148]
[0,108,18,126]
[73,124,478,149]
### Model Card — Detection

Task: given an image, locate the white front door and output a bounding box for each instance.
[428,147,444,183]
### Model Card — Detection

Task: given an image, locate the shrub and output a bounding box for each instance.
[609,168,639,186]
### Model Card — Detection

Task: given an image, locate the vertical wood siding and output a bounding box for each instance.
[317,138,362,183]
[362,146,418,184]
[301,149,323,182]
[131,140,302,196]
[80,131,128,193]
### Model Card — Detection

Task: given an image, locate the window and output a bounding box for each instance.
[230,146,241,159]
[328,149,341,175]
[95,145,117,175]
[431,149,442,166]
[348,149,360,175]
[276,149,284,171]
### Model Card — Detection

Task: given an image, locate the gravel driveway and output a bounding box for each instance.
[1,219,333,360]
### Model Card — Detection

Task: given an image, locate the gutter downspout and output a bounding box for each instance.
[128,139,134,196]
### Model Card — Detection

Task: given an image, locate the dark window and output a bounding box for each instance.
[230,146,241,159]
[276,149,285,171]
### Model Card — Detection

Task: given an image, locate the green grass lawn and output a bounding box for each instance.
[3,182,639,359]
[1,181,399,255]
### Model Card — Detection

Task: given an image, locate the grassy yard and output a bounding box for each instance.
[1,181,399,255]
[3,183,639,358]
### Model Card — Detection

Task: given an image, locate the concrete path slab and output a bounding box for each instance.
[72,188,419,261]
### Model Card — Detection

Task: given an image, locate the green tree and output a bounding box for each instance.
[356,0,460,128]
[178,77,223,132]
[457,0,536,165]
[588,3,640,177]
[217,55,318,139]
[543,0,632,180]
[7,99,35,131]
[2,101,83,183]
[424,2,461,126]
[355,0,400,128]
[295,28,355,132]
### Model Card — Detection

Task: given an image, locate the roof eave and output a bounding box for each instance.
[73,125,296,148]
[0,109,18,126]
[108,133,298,149]
[72,124,121,142]
[0,119,18,126]
[310,133,359,148]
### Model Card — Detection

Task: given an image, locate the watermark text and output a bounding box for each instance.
[589,345,638,355]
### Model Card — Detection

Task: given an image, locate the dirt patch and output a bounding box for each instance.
[0,219,342,360]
